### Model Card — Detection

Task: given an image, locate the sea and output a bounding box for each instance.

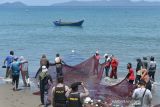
[0,6,160,105]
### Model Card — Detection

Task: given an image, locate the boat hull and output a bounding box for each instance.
[54,20,84,26]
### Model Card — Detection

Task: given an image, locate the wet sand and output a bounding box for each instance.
[0,83,52,107]
[0,75,160,107]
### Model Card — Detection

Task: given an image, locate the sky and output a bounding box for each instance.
[0,0,160,6]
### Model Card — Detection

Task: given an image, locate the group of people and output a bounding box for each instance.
[3,50,157,107]
[104,54,119,79]
[95,51,156,107]
[125,56,157,107]
[36,53,65,79]
[126,56,157,88]
[38,53,89,107]
[94,51,119,79]
[3,51,30,91]
[38,67,89,107]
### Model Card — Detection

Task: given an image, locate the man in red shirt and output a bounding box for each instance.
[126,63,135,84]
[110,56,118,79]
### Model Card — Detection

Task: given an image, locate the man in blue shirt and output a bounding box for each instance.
[4,51,14,78]
[10,56,28,91]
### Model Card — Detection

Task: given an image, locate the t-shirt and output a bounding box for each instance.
[111,58,118,67]
[142,60,148,70]
[132,87,152,107]
[128,68,135,80]
[55,57,61,64]
[11,61,21,76]
[5,55,14,67]
[149,61,156,72]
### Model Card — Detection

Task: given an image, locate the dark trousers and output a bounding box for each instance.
[146,80,152,91]
[128,80,134,84]
[56,67,63,77]
[40,90,45,104]
[40,90,50,106]
[148,71,155,81]
[55,103,66,107]
[6,67,12,78]
[105,67,110,77]
[12,75,19,89]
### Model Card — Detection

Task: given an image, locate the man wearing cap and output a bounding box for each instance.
[4,51,14,78]
[104,54,111,77]
[39,66,53,106]
[51,76,69,107]
[132,80,152,107]
[10,56,28,91]
[66,82,89,107]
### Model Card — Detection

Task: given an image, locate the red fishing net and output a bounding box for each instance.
[35,55,136,106]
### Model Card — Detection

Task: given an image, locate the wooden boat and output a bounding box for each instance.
[53,20,84,26]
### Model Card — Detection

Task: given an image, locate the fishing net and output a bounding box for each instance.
[35,55,136,106]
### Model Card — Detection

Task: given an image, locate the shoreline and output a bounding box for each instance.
[0,78,160,107]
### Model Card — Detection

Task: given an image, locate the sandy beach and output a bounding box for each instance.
[0,82,52,107]
[0,78,160,107]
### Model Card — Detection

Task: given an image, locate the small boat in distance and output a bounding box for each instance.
[53,20,84,26]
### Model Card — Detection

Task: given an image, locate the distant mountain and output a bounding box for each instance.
[52,0,160,6]
[0,2,27,7]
